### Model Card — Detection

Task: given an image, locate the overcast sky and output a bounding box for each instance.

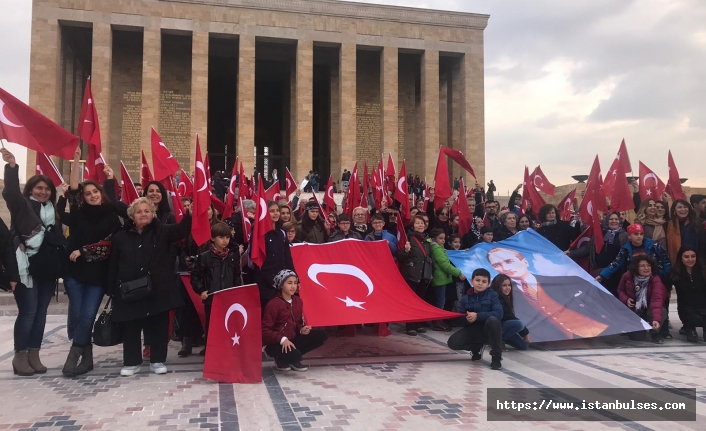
[1,0,705,191]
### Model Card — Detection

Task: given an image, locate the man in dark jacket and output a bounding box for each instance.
[328,214,362,242]
[447,268,503,369]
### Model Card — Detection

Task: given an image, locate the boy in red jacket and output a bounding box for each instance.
[262,269,328,371]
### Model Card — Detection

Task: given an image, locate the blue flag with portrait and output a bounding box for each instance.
[447,229,650,342]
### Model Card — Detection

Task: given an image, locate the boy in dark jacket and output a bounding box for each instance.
[447,268,504,370]
[262,269,328,371]
[191,222,242,355]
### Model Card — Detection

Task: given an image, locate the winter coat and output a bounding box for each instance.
[599,238,672,280]
[458,288,504,324]
[430,243,462,287]
[493,225,517,242]
[57,190,122,288]
[262,295,305,345]
[328,230,362,242]
[190,249,242,299]
[254,229,294,289]
[497,294,529,337]
[364,230,398,255]
[0,218,20,290]
[617,272,666,323]
[297,221,327,244]
[673,270,706,311]
[396,231,431,283]
[537,220,581,251]
[107,214,192,322]
[569,231,629,270]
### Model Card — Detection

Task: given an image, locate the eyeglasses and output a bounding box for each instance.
[339,222,351,225]
[287,230,296,234]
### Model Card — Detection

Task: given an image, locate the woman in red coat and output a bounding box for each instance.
[617,255,667,343]
[262,269,328,371]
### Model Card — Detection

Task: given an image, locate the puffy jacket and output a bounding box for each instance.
[364,230,398,255]
[262,295,304,345]
[396,231,431,283]
[599,238,671,280]
[617,272,666,323]
[458,288,503,323]
[328,230,362,242]
[190,249,242,298]
[430,243,461,287]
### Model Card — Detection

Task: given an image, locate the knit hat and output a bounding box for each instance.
[480,226,494,235]
[627,224,644,235]
[273,269,298,290]
[305,201,319,211]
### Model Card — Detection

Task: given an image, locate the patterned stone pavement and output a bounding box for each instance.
[1,312,705,431]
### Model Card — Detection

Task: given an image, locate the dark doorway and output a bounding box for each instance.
[207,36,237,174]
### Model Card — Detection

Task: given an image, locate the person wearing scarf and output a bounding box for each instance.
[536,204,582,251]
[635,199,667,249]
[666,199,706,266]
[617,255,667,344]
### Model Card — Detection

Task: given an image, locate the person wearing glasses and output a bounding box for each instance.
[328,214,363,242]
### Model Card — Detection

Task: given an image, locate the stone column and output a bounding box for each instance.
[380,46,398,167]
[191,30,209,173]
[337,43,356,180]
[91,23,112,165]
[291,39,313,182]
[463,36,485,187]
[26,16,61,181]
[141,26,161,167]
[236,35,255,171]
[329,62,341,183]
[421,50,439,182]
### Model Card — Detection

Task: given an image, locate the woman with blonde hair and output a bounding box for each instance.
[635,199,667,249]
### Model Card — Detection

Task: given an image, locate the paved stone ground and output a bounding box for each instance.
[1,309,705,431]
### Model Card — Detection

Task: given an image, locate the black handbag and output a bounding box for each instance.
[118,233,157,303]
[93,297,122,346]
[28,225,68,279]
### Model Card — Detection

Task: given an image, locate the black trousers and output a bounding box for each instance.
[264,329,328,364]
[681,308,706,330]
[176,276,204,339]
[404,279,429,331]
[122,311,170,366]
[447,316,503,357]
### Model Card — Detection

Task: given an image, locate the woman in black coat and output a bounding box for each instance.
[57,152,122,377]
[493,212,519,242]
[536,204,581,251]
[107,197,191,376]
[396,214,432,336]
[2,147,64,377]
[144,181,176,224]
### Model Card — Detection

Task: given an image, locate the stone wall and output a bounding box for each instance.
[355,50,381,169]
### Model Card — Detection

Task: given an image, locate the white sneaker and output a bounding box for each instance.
[150,362,167,374]
[120,365,140,376]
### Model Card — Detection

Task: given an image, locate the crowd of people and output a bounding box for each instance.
[2,148,705,378]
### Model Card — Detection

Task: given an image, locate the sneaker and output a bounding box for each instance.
[290,362,308,372]
[415,327,427,334]
[406,330,418,336]
[275,359,291,371]
[120,365,140,377]
[679,326,687,336]
[150,363,168,374]
[490,355,502,370]
[686,329,699,343]
[651,334,664,344]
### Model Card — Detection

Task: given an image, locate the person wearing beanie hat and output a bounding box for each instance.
[262,270,328,372]
[297,201,330,243]
[598,223,671,287]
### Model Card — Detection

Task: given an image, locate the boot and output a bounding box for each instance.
[178,337,193,357]
[28,348,48,374]
[75,344,93,376]
[62,345,83,377]
[490,354,502,370]
[12,351,34,376]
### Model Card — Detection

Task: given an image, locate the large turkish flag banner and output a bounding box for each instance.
[291,240,463,326]
[203,284,262,383]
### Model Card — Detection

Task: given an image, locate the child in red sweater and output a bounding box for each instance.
[262,270,328,371]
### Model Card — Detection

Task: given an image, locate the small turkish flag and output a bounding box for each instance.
[530,165,555,196]
[222,157,239,220]
[203,284,262,384]
[251,174,273,268]
[179,275,206,331]
[239,197,252,244]
[150,127,180,181]
[141,151,153,186]
[83,146,107,184]
[265,182,281,203]
[385,153,396,193]
[284,167,298,200]
[578,157,605,253]
[178,168,193,199]
[120,161,140,205]
[606,159,634,213]
[638,161,665,202]
[557,188,577,222]
[433,151,452,209]
[204,153,212,196]
[521,166,546,215]
[455,178,473,238]
[291,240,463,326]
[0,87,78,159]
[665,151,686,201]
[238,162,250,200]
[323,174,335,213]
[617,139,632,173]
[35,153,64,186]
[441,147,476,179]
[569,226,593,273]
[396,224,408,252]
[394,160,410,225]
[77,78,102,152]
[192,136,211,246]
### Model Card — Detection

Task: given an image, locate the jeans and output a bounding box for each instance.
[447,316,503,356]
[122,311,170,366]
[264,329,328,364]
[13,277,56,351]
[434,283,452,310]
[502,320,529,350]
[64,278,105,346]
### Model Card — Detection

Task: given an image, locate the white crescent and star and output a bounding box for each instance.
[307,263,374,310]
[397,177,406,196]
[587,201,594,217]
[0,100,22,128]
[224,303,248,346]
[286,178,292,190]
[159,142,175,159]
[195,161,207,192]
[643,173,658,186]
[578,237,590,248]
[258,198,267,221]
[327,186,333,200]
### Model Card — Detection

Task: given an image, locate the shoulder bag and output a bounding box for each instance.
[118,233,157,303]
[92,296,123,346]
[412,236,433,283]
